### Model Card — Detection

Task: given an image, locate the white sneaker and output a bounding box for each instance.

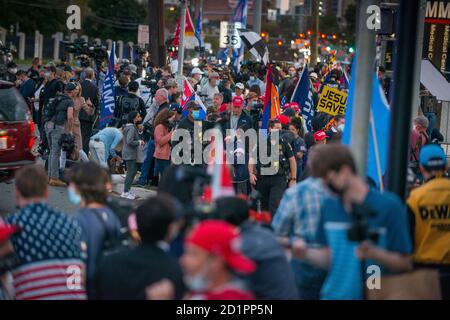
[128,192,138,200]
[120,192,136,200]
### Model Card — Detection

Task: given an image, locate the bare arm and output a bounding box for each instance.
[66,107,74,134]
[357,242,413,273]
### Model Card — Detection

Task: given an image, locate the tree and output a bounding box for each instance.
[84,0,147,42]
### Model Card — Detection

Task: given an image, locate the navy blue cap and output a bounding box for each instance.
[419,145,447,169]
[169,103,182,114]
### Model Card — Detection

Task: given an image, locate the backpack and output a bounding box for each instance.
[44,94,70,123]
[115,95,140,126]
[91,209,123,263]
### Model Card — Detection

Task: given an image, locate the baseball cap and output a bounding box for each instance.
[419,144,447,169]
[310,72,318,80]
[191,67,203,75]
[232,96,244,107]
[218,103,228,113]
[0,221,19,243]
[277,114,291,126]
[169,103,182,114]
[235,83,245,90]
[282,108,296,118]
[313,130,327,141]
[165,78,177,88]
[65,82,77,91]
[186,220,256,274]
[127,64,138,74]
[208,71,219,79]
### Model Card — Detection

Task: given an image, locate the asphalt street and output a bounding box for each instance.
[0,181,78,216]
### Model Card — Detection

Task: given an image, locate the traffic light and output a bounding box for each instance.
[299,33,305,38]
[332,34,337,40]
[277,39,283,47]
[321,33,326,39]
[348,47,354,53]
[307,30,312,36]
[260,32,269,42]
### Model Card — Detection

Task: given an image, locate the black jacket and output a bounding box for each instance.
[80,79,99,122]
[95,243,185,300]
[222,111,253,132]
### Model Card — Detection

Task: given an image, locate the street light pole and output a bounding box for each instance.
[310,0,319,65]
[177,0,187,77]
[253,0,262,34]
[350,0,378,177]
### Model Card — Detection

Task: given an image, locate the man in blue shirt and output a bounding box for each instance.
[89,127,123,168]
[292,144,413,300]
[16,70,36,100]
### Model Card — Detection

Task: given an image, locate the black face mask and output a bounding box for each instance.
[0,252,20,276]
[326,181,345,197]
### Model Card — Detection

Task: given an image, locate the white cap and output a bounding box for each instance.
[309,72,318,80]
[235,82,245,90]
[191,67,203,75]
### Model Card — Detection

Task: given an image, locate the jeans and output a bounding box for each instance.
[424,112,437,136]
[124,160,138,193]
[89,140,108,168]
[138,139,155,185]
[154,159,170,178]
[45,122,65,179]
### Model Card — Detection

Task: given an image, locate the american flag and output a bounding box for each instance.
[5,203,87,300]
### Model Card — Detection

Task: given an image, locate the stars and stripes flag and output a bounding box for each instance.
[181,78,207,120]
[5,203,87,300]
[237,29,269,66]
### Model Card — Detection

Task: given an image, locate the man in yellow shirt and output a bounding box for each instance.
[407,144,449,299]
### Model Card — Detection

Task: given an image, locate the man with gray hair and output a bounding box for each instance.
[80,67,100,153]
[410,115,430,164]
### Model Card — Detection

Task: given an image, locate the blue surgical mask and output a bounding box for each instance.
[184,274,208,292]
[192,110,201,120]
[68,186,81,205]
[338,124,345,132]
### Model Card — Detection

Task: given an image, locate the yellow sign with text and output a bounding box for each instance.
[317,86,348,116]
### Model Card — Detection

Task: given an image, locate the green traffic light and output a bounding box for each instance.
[348,47,354,53]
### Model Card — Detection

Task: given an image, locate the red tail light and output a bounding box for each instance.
[28,120,35,151]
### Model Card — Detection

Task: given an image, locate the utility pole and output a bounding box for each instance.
[350,0,378,177]
[387,0,420,199]
[253,0,262,34]
[148,0,166,66]
[310,0,319,65]
[177,0,187,77]
[411,0,426,118]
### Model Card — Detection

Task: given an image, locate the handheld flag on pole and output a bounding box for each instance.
[99,42,116,128]
[261,66,281,130]
[180,77,207,120]
[173,7,195,47]
[291,64,315,132]
[231,0,248,73]
[237,29,269,65]
[343,54,391,189]
[195,7,203,48]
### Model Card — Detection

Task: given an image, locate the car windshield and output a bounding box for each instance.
[0,87,29,121]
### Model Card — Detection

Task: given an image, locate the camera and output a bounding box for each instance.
[62,39,108,69]
[0,41,16,80]
[347,203,379,243]
[141,77,159,96]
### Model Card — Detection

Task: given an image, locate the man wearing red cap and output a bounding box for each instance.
[313,130,328,145]
[181,220,256,300]
[223,96,252,131]
[0,219,19,300]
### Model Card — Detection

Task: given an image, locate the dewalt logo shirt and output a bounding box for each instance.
[407,177,450,265]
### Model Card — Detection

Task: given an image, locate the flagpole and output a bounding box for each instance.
[177,0,187,77]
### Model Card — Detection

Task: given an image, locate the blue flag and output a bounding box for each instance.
[195,8,203,49]
[99,43,116,128]
[231,0,248,72]
[291,64,315,132]
[343,55,391,189]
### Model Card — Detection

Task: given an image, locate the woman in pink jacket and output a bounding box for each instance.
[153,109,175,178]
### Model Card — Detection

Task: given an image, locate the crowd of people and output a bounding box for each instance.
[0,53,448,300]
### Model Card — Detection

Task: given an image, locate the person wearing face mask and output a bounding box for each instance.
[249,119,297,216]
[121,111,144,200]
[279,66,298,101]
[69,162,121,300]
[0,219,20,300]
[292,144,413,300]
[246,71,265,95]
[96,195,185,300]
[325,115,345,140]
[179,220,256,300]
[4,165,87,300]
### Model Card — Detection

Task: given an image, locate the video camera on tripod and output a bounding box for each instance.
[62,39,108,68]
[0,41,16,80]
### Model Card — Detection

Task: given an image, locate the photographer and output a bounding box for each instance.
[80,68,100,153]
[293,144,412,300]
[165,79,178,104]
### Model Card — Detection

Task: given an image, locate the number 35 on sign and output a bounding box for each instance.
[317,86,348,116]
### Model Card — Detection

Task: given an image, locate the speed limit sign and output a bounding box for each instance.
[219,21,242,49]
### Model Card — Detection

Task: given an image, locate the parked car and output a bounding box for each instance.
[0,80,35,182]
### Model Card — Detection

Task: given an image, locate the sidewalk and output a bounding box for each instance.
[111,174,156,200]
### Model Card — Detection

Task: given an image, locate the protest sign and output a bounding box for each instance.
[317,86,348,116]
